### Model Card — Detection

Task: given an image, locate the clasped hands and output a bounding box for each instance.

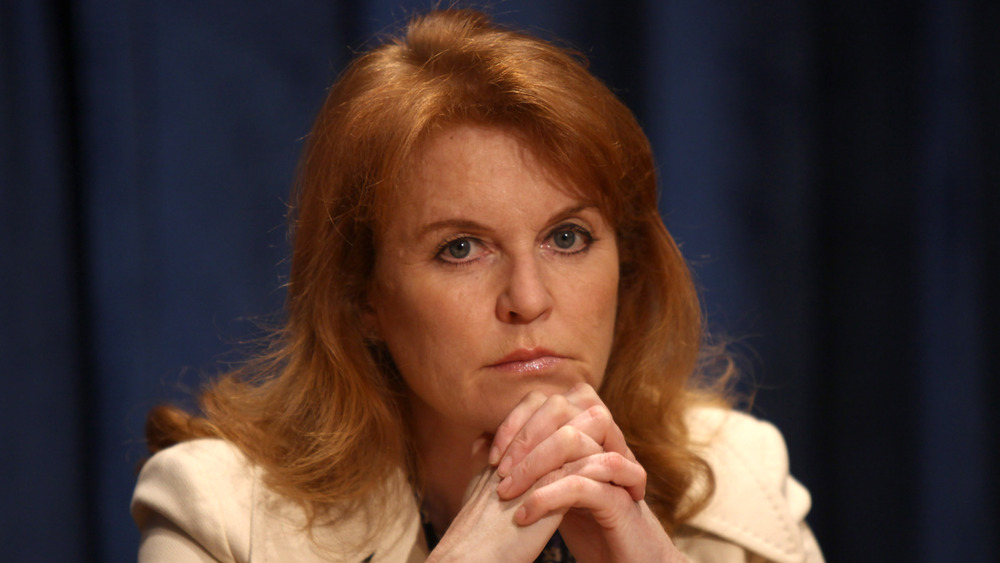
[427,383,685,562]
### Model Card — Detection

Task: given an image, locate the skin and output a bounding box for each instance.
[366,124,685,562]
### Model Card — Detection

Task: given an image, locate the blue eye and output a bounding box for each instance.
[547,224,593,253]
[436,236,483,264]
[553,230,576,249]
[446,238,472,259]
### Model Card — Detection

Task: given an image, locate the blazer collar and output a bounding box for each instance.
[683,408,811,563]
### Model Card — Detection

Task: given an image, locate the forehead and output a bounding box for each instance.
[409,126,540,191]
[378,124,602,226]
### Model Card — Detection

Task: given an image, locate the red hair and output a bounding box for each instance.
[147,8,729,533]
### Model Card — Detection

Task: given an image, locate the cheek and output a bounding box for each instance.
[374,274,489,372]
[583,259,621,376]
[596,287,619,351]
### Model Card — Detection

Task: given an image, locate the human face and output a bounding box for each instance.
[367,125,619,436]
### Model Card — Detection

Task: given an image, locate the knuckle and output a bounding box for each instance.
[560,425,593,453]
[586,404,612,425]
[565,474,587,494]
[539,466,566,487]
[510,430,533,451]
[525,389,547,404]
[605,453,637,480]
[495,418,516,437]
[602,452,626,471]
[555,424,578,443]
[514,452,535,478]
[574,382,600,401]
[547,393,570,412]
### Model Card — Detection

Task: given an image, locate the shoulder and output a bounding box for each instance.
[676,407,823,563]
[132,438,258,561]
[131,438,427,562]
[685,407,798,485]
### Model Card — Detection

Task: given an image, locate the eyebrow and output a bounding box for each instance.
[416,218,493,239]
[415,204,596,239]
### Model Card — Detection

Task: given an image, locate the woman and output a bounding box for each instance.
[133,9,822,562]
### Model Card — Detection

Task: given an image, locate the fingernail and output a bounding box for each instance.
[488,445,500,465]
[497,455,512,477]
[514,505,527,524]
[497,475,511,496]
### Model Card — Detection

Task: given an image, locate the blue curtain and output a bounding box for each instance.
[2,1,996,561]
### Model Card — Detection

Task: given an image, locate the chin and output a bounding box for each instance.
[478,377,586,426]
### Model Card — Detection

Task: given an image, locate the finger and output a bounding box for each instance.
[490,390,548,466]
[507,449,646,503]
[563,406,642,500]
[499,401,639,495]
[566,404,636,463]
[497,425,604,499]
[578,451,646,502]
[562,381,604,407]
[433,467,565,561]
[516,475,636,527]
[495,393,585,477]
[495,384,606,476]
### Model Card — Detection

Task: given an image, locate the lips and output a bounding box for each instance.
[488,347,564,373]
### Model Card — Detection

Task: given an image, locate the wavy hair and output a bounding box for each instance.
[146,8,730,534]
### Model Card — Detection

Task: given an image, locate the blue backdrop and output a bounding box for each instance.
[2,1,997,561]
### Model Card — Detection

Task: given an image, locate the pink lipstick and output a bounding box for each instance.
[488,348,563,373]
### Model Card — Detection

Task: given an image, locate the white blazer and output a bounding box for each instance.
[132,408,823,562]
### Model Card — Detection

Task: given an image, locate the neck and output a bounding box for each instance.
[409,398,491,536]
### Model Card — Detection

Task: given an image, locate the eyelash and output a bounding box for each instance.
[433,223,596,266]
[434,235,484,267]
[546,223,595,254]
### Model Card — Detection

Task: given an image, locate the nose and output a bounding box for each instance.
[496,253,553,324]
